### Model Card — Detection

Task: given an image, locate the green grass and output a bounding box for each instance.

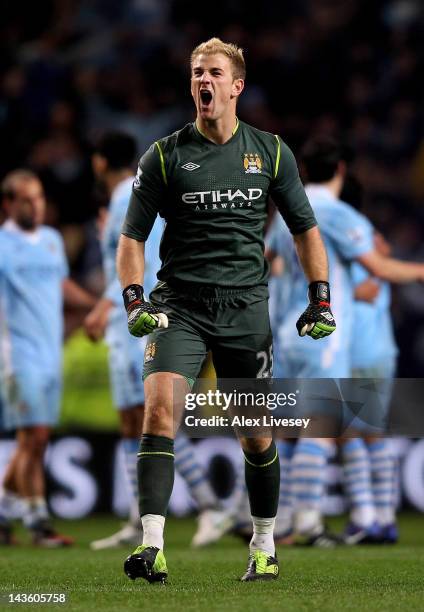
[1,515,424,611]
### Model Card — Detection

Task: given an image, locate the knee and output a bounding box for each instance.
[144,401,173,436]
[240,437,272,455]
[143,372,184,436]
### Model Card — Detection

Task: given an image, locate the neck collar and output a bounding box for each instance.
[194,117,240,144]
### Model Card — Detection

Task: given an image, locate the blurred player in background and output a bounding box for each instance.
[268,138,424,545]
[117,38,335,584]
[0,170,95,546]
[343,233,398,544]
[85,133,224,550]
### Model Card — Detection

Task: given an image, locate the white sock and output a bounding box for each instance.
[294,509,323,536]
[141,514,165,549]
[22,497,49,529]
[0,489,24,520]
[249,516,275,556]
[350,506,377,528]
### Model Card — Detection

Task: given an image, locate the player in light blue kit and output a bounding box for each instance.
[85,134,224,549]
[268,138,424,544]
[270,190,373,380]
[0,170,95,546]
[267,159,373,544]
[345,233,399,544]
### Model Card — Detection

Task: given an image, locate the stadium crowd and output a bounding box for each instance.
[0,0,423,367]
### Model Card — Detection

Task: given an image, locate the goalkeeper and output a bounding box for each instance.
[117,37,334,585]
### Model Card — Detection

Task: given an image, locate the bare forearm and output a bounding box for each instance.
[381,258,424,283]
[293,226,328,283]
[358,251,424,284]
[63,278,96,309]
[117,234,145,288]
[90,297,114,318]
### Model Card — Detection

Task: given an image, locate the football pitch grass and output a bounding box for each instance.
[1,515,423,612]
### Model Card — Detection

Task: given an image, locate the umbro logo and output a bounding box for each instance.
[181,162,200,171]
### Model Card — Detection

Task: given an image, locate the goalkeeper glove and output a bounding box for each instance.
[296,281,336,340]
[123,284,168,337]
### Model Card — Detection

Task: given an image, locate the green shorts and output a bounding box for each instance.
[143,281,273,382]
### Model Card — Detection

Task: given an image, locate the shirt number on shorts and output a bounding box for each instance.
[256,345,273,378]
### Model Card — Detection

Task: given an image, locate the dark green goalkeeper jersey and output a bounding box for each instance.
[122,119,317,287]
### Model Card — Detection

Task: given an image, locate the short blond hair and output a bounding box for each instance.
[191,37,246,80]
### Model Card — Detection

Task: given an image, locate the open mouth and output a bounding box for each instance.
[200,90,213,106]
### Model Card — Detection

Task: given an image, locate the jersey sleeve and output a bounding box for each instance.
[54,231,69,279]
[324,205,374,260]
[121,143,167,242]
[270,137,317,235]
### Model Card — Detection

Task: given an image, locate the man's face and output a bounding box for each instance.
[191,53,244,121]
[8,179,46,230]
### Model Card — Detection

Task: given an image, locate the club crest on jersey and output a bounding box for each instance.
[133,167,143,188]
[144,342,156,363]
[244,153,262,174]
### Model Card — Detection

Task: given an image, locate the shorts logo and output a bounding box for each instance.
[244,153,262,174]
[144,342,157,363]
[181,162,200,171]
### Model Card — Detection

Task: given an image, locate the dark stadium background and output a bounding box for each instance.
[1,0,424,517]
[1,0,423,374]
